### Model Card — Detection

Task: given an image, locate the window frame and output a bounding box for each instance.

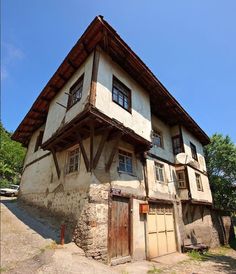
[112,76,131,112]
[118,149,133,174]
[34,131,44,152]
[176,170,186,189]
[190,142,198,161]
[195,173,203,191]
[155,162,166,184]
[66,147,80,174]
[67,74,84,110]
[152,129,164,148]
[172,135,184,155]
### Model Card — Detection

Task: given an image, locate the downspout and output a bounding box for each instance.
[141,151,149,260]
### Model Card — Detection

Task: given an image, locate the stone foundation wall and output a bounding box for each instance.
[182,204,235,248]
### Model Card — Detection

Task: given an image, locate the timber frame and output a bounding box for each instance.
[12,15,209,147]
[41,105,151,173]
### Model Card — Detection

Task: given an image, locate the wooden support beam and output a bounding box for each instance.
[105,132,122,172]
[77,133,90,172]
[89,48,100,106]
[51,149,61,179]
[89,121,94,172]
[93,129,110,169]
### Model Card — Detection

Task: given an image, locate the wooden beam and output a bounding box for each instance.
[51,149,61,179]
[89,121,94,172]
[93,129,110,169]
[77,133,89,172]
[89,48,100,106]
[105,132,122,172]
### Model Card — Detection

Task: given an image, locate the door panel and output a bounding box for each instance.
[148,204,176,258]
[110,196,130,259]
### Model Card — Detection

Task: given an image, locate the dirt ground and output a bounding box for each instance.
[1,197,236,274]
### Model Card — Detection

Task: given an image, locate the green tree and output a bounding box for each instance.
[0,123,26,187]
[204,133,236,210]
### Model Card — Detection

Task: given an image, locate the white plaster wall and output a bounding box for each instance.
[95,51,152,141]
[132,199,146,260]
[182,126,207,172]
[43,53,94,143]
[187,166,213,203]
[146,158,177,200]
[150,115,175,163]
[24,125,49,167]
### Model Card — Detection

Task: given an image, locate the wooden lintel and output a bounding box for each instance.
[93,129,110,169]
[77,133,89,172]
[105,132,122,172]
[89,121,94,172]
[51,149,61,179]
[89,48,100,106]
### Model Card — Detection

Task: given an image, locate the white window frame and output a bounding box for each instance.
[195,173,203,191]
[118,149,133,174]
[176,170,186,188]
[66,147,80,174]
[155,162,166,184]
[152,129,164,148]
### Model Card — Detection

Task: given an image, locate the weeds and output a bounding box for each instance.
[147,265,162,274]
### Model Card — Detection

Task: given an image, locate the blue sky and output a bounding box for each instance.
[1,0,236,143]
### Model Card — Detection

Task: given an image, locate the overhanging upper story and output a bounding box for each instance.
[12,15,209,152]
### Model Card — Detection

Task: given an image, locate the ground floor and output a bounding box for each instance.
[1,197,236,274]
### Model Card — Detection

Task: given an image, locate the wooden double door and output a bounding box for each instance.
[147,203,176,258]
[110,196,130,259]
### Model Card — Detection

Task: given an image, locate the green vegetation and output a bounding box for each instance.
[204,134,236,210]
[0,123,26,187]
[147,265,162,274]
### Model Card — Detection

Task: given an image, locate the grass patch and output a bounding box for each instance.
[187,250,209,261]
[147,265,162,274]
[40,241,58,252]
[0,267,8,273]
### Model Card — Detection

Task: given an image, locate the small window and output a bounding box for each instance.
[190,142,198,161]
[118,149,133,174]
[152,130,163,148]
[176,170,186,188]
[195,173,203,191]
[155,162,165,183]
[172,135,183,155]
[34,131,44,152]
[67,148,80,174]
[112,76,131,111]
[67,74,84,109]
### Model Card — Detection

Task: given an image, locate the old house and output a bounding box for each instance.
[12,16,219,264]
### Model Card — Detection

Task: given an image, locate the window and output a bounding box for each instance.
[67,74,84,109]
[190,142,198,161]
[34,131,44,152]
[172,135,183,155]
[118,149,133,174]
[176,170,186,188]
[112,76,131,111]
[155,162,165,183]
[152,130,163,148]
[67,148,80,174]
[195,173,203,191]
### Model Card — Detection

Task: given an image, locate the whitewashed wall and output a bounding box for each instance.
[150,115,175,163]
[43,53,94,143]
[95,51,152,141]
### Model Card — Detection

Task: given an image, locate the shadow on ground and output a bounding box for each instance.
[1,197,60,242]
[194,252,236,273]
